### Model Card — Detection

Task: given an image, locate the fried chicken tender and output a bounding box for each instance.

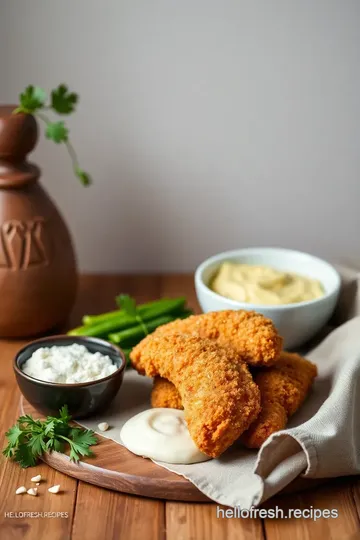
[130,332,261,458]
[241,352,317,448]
[151,376,183,410]
[153,310,283,366]
[150,352,317,449]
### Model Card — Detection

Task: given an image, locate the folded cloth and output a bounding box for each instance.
[79,265,360,507]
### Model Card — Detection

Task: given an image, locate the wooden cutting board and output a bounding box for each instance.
[20,396,325,502]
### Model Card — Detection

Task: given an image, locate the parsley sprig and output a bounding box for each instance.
[116,294,149,337]
[3,405,97,468]
[14,84,91,186]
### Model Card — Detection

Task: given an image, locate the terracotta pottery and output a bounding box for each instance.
[0,106,77,337]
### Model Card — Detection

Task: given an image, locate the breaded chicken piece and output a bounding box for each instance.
[241,403,287,449]
[153,310,283,366]
[150,352,317,449]
[241,352,317,448]
[151,377,288,438]
[130,332,261,458]
[151,376,183,410]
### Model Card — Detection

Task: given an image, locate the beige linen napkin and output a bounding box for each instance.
[79,265,360,508]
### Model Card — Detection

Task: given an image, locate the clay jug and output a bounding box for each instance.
[0,106,77,337]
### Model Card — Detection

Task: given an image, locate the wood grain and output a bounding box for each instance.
[72,483,165,540]
[21,397,209,502]
[351,477,360,525]
[0,460,77,540]
[20,394,328,503]
[160,274,201,314]
[0,340,78,540]
[166,503,264,540]
[0,274,359,540]
[264,477,360,540]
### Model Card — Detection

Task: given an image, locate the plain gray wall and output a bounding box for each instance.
[1,0,359,272]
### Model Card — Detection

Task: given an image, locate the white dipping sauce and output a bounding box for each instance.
[22,344,117,384]
[120,409,211,464]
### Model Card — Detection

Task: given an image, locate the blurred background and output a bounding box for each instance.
[1,0,359,273]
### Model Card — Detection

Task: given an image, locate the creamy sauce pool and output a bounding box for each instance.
[211,262,324,305]
[120,409,211,464]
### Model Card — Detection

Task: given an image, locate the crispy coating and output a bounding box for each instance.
[151,377,183,410]
[153,310,283,366]
[150,351,317,449]
[241,352,317,448]
[130,332,261,457]
[240,403,287,449]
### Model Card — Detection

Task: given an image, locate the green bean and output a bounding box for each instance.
[108,315,175,345]
[176,309,194,319]
[70,298,187,337]
[68,315,137,337]
[82,301,153,326]
[81,297,186,326]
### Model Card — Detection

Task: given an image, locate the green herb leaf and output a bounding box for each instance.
[2,444,15,459]
[45,438,65,453]
[18,415,43,430]
[15,85,47,114]
[3,407,97,468]
[44,420,55,436]
[45,121,69,143]
[5,424,24,447]
[118,294,137,317]
[75,167,92,186]
[51,84,78,114]
[67,429,97,462]
[27,432,46,456]
[52,439,65,453]
[59,404,71,424]
[14,444,37,468]
[69,427,97,447]
[14,83,92,186]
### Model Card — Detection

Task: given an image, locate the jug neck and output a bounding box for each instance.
[0,106,40,189]
[0,160,40,189]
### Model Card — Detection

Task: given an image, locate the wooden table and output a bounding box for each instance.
[1,275,360,540]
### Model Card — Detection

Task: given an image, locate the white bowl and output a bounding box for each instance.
[194,247,341,349]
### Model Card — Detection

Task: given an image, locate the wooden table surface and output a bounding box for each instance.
[1,275,360,540]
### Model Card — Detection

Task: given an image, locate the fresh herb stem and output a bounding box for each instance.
[65,139,80,173]
[14,84,91,185]
[136,314,148,337]
[57,434,73,444]
[35,110,52,125]
[34,111,83,182]
[110,311,191,363]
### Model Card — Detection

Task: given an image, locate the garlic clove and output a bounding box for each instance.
[31,474,42,483]
[27,488,38,496]
[36,483,40,486]
[98,422,109,432]
[48,484,61,494]
[15,486,27,495]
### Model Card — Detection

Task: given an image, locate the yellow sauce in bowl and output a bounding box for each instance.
[211,262,324,305]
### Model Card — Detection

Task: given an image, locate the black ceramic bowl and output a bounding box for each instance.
[14,335,126,418]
